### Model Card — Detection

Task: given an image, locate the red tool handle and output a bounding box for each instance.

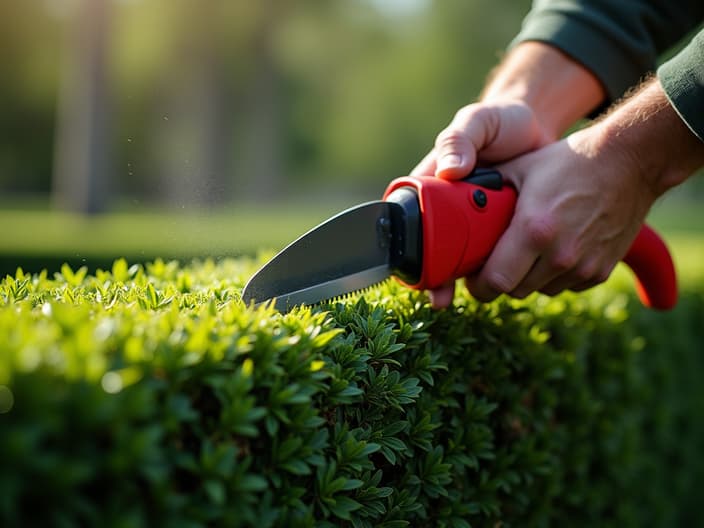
[383,172,677,310]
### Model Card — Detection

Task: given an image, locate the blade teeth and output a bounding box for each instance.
[320,280,386,307]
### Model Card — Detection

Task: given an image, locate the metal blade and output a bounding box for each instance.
[242,201,401,312]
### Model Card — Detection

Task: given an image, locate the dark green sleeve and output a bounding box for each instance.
[511,0,704,102]
[658,29,704,142]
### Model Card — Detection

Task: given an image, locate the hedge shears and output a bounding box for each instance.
[242,169,677,312]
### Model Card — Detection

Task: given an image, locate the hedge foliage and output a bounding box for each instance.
[1,258,703,527]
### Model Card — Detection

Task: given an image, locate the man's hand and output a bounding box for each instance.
[410,99,554,307]
[467,125,654,303]
[410,42,606,307]
[465,79,704,304]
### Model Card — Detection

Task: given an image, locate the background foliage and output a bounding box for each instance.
[1,259,703,527]
[1,0,701,275]
[0,0,530,205]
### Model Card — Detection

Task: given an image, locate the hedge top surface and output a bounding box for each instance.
[1,258,703,527]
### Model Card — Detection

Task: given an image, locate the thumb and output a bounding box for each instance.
[434,105,498,180]
[434,132,479,181]
[436,152,475,181]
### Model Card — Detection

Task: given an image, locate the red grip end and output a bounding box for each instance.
[383,176,516,290]
[623,224,678,310]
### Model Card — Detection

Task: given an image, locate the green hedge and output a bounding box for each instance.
[1,258,703,527]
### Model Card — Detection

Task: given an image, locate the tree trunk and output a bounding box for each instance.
[52,0,112,214]
[154,10,233,209]
[235,0,285,202]
[238,45,283,200]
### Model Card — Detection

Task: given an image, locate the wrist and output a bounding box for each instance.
[481,42,605,140]
[595,79,704,198]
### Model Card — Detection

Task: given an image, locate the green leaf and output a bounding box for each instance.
[112,258,130,282]
[281,459,311,475]
[341,478,364,491]
[329,496,362,520]
[204,479,226,506]
[239,474,268,492]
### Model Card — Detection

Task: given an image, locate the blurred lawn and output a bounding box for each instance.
[0,203,345,256]
[0,198,352,275]
[1,194,703,283]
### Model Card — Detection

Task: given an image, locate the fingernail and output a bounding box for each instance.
[437,153,462,172]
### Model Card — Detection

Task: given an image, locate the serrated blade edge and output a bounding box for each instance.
[241,200,399,312]
[254,265,390,312]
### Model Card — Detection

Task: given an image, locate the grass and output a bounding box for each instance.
[1,191,702,281]
[0,198,356,275]
[0,203,347,257]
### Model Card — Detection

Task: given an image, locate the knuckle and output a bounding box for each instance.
[574,262,598,282]
[435,128,467,151]
[539,284,561,296]
[483,271,515,294]
[550,251,579,274]
[453,103,480,122]
[511,289,530,300]
[569,266,613,292]
[581,265,613,288]
[595,266,613,284]
[524,216,558,249]
[570,281,596,293]
[455,103,493,123]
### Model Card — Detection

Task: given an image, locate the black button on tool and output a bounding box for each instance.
[462,168,503,190]
[473,189,487,208]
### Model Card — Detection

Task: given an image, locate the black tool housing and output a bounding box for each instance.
[385,187,423,284]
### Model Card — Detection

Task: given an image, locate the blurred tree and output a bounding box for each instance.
[151,1,234,207]
[267,0,530,197]
[52,0,113,213]
[274,1,392,190]
[3,0,701,213]
[0,0,550,208]
[112,0,289,205]
[0,2,61,195]
[233,0,289,201]
[311,0,530,185]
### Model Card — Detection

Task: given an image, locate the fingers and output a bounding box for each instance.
[428,282,455,309]
[509,254,614,298]
[469,250,613,302]
[539,262,615,296]
[466,216,542,302]
[467,204,616,301]
[508,257,561,299]
[464,208,610,302]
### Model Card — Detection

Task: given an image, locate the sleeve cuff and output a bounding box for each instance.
[657,30,704,143]
[511,9,654,103]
